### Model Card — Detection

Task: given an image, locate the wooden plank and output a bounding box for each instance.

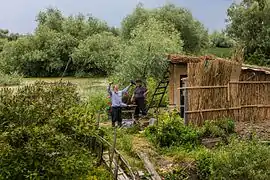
[230,81,270,84]
[186,107,239,114]
[137,152,162,180]
[178,85,227,90]
[103,154,130,180]
[185,105,270,114]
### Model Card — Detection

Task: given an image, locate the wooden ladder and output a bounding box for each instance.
[147,69,170,113]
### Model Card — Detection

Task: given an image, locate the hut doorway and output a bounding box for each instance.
[180,75,187,118]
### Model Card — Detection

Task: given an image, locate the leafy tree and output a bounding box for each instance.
[0,29,20,41]
[62,14,112,40]
[210,30,236,48]
[114,17,183,83]
[36,8,64,32]
[72,32,121,76]
[0,38,8,52]
[121,3,209,53]
[226,0,270,66]
[0,26,77,76]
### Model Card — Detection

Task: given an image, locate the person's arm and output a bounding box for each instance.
[131,93,135,102]
[107,82,113,95]
[143,88,148,97]
[121,85,131,94]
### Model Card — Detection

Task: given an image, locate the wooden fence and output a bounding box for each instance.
[179,81,270,125]
[81,132,136,180]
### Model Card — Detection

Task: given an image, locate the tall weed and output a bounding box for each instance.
[196,139,270,180]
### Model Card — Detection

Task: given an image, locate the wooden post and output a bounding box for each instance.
[110,127,117,169]
[114,154,120,180]
[184,79,189,125]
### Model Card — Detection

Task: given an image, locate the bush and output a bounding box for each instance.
[144,113,200,148]
[0,81,108,179]
[0,71,22,86]
[196,139,270,180]
[145,113,235,148]
[209,31,235,48]
[200,119,235,138]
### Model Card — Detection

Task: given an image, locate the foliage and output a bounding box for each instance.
[145,77,168,107]
[121,3,209,53]
[161,167,189,180]
[114,17,182,83]
[86,91,108,114]
[0,82,109,179]
[205,47,233,58]
[0,29,20,41]
[144,112,200,148]
[226,0,270,66]
[200,119,235,138]
[0,38,8,52]
[0,8,116,77]
[196,139,270,180]
[72,32,121,76]
[0,27,78,76]
[209,31,235,48]
[1,4,210,78]
[0,71,22,86]
[145,113,235,148]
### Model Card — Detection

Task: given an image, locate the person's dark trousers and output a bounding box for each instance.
[134,97,147,118]
[111,107,122,127]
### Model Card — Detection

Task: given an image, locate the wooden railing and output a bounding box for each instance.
[85,131,137,180]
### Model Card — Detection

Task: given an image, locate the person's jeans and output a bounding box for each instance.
[111,107,122,127]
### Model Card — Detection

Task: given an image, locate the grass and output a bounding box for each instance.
[22,77,108,99]
[205,47,233,58]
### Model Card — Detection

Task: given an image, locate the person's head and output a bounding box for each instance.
[135,80,142,87]
[113,84,119,92]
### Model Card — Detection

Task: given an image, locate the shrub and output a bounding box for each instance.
[0,71,22,86]
[144,113,200,148]
[0,81,108,179]
[196,139,270,180]
[200,119,235,138]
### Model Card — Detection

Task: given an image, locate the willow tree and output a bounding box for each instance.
[114,17,183,83]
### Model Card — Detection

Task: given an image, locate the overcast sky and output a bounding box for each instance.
[0,0,237,34]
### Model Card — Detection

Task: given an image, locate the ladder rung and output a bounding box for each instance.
[156,86,167,89]
[153,92,165,96]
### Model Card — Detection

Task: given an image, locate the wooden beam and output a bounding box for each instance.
[185,105,270,114]
[178,85,227,90]
[137,152,162,180]
[230,81,270,84]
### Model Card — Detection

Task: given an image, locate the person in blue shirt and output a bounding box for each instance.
[107,81,135,127]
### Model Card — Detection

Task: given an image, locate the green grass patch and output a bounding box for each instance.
[205,47,233,58]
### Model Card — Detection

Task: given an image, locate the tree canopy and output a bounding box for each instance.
[121,4,209,53]
[226,0,270,66]
[114,17,183,83]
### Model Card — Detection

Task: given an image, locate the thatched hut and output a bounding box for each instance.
[168,55,270,125]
